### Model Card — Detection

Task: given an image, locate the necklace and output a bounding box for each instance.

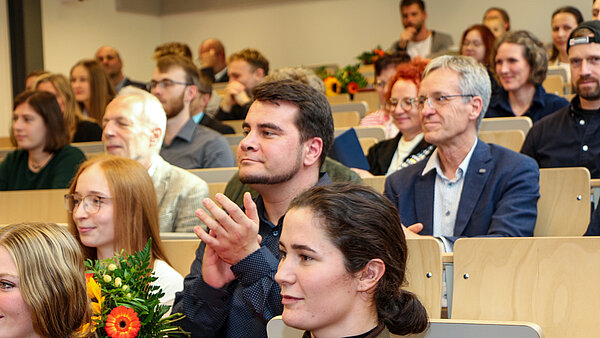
[29,153,53,171]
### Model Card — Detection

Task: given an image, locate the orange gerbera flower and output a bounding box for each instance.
[105,306,141,338]
[347,82,359,94]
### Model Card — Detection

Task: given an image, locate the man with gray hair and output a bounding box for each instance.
[102,86,209,232]
[384,55,539,251]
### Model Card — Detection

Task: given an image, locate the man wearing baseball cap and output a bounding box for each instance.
[522,21,600,181]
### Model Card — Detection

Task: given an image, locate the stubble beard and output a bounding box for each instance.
[239,151,303,185]
[576,76,600,101]
[165,92,185,119]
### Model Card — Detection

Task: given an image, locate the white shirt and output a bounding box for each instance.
[386,133,425,176]
[407,34,433,59]
[422,138,478,251]
[153,259,184,307]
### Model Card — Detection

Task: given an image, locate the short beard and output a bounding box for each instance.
[239,152,303,185]
[165,91,185,118]
[576,76,600,101]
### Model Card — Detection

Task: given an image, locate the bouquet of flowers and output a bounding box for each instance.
[357,45,387,65]
[320,64,368,97]
[84,240,189,337]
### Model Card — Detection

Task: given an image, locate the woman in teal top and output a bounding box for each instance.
[0,91,86,190]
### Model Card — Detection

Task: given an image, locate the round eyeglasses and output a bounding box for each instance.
[385,97,417,112]
[64,194,112,214]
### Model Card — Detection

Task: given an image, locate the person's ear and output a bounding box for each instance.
[356,258,385,292]
[302,137,323,167]
[468,95,483,122]
[184,85,198,103]
[149,127,162,148]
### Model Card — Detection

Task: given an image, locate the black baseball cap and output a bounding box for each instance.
[567,20,600,53]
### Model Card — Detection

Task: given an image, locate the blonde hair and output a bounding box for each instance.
[67,155,169,265]
[35,73,93,141]
[0,222,91,337]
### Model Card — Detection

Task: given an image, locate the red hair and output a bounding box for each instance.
[384,58,430,103]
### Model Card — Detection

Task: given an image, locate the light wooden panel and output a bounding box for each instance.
[0,189,69,224]
[354,90,380,114]
[401,319,543,338]
[326,93,351,105]
[480,116,532,136]
[362,175,385,194]
[405,238,444,319]
[332,111,360,128]
[535,167,590,237]
[478,129,525,152]
[542,74,564,96]
[359,137,377,155]
[331,101,369,118]
[208,182,227,199]
[188,167,238,183]
[161,239,200,276]
[452,237,600,338]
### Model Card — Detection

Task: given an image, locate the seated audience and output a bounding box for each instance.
[151,41,222,118]
[359,52,411,138]
[198,38,229,83]
[24,69,48,91]
[483,7,510,39]
[460,24,501,95]
[522,21,600,179]
[70,59,116,122]
[95,45,146,92]
[215,48,269,121]
[151,55,234,169]
[35,73,102,142]
[222,67,362,206]
[384,55,540,252]
[0,222,91,338]
[0,91,85,190]
[66,155,183,306]
[548,7,584,85]
[359,59,434,177]
[593,0,600,21]
[190,73,235,134]
[103,86,209,232]
[487,31,569,122]
[276,183,428,337]
[172,80,335,337]
[389,0,453,58]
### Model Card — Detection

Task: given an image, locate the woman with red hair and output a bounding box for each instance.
[356,58,435,177]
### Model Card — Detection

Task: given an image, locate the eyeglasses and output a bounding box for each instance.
[416,94,475,111]
[64,194,112,214]
[147,79,192,91]
[385,97,417,112]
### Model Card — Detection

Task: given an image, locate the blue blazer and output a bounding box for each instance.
[384,140,540,243]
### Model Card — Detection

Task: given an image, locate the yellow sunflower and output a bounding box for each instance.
[323,76,342,96]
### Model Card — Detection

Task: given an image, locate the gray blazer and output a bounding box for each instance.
[152,156,209,232]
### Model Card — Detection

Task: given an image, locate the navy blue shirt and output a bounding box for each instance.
[521,96,600,179]
[486,85,568,123]
[171,173,332,338]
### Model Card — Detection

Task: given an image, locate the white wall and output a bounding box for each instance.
[39,0,594,77]
[41,0,161,82]
[1,0,12,137]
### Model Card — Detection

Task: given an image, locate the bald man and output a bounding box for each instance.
[95,46,146,92]
[198,38,229,83]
